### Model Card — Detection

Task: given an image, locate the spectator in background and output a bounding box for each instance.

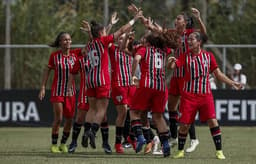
[232,63,247,89]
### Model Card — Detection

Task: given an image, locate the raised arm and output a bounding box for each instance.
[80,20,93,40]
[113,10,142,41]
[131,54,141,86]
[191,7,207,35]
[106,12,119,35]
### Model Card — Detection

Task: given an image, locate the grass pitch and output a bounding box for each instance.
[0,126,255,164]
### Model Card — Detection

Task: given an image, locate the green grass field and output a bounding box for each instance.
[0,126,255,164]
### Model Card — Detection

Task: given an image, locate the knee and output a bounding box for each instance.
[179,124,190,134]
[53,118,62,126]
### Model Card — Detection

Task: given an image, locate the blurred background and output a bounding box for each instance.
[0,0,256,89]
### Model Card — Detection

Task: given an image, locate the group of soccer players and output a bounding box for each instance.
[38,4,242,159]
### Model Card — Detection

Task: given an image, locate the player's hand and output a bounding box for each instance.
[111,12,119,25]
[128,3,140,14]
[80,20,91,33]
[191,7,200,19]
[132,76,139,87]
[38,87,45,101]
[232,81,243,90]
[167,56,176,69]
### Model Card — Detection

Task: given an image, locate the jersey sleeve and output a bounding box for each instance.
[209,52,218,72]
[135,46,146,58]
[48,52,55,69]
[101,34,114,47]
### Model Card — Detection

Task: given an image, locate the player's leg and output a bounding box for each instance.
[100,116,112,154]
[168,94,180,147]
[114,104,127,153]
[186,123,199,153]
[68,109,87,153]
[208,119,225,159]
[51,102,63,153]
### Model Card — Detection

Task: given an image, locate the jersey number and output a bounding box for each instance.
[154,52,162,69]
[88,50,99,66]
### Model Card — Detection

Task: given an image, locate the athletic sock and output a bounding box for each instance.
[71,122,82,142]
[169,111,178,139]
[52,133,58,145]
[115,126,124,144]
[100,122,109,144]
[178,132,187,150]
[61,132,70,144]
[189,123,197,139]
[210,126,222,150]
[131,119,143,137]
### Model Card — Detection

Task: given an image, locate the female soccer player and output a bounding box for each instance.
[38,32,81,153]
[80,11,142,152]
[108,31,137,153]
[67,12,119,154]
[129,32,174,157]
[168,32,242,159]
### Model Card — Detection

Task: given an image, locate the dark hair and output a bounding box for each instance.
[161,29,180,49]
[190,32,208,45]
[146,33,165,50]
[49,32,69,48]
[180,12,194,29]
[90,20,104,38]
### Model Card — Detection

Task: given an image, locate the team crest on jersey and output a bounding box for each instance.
[68,57,75,66]
[116,95,123,102]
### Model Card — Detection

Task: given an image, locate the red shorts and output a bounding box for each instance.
[86,85,110,98]
[111,86,136,106]
[50,96,76,118]
[179,93,216,124]
[168,77,184,96]
[130,87,167,113]
[77,96,89,111]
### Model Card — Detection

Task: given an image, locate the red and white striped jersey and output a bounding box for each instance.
[176,49,218,94]
[136,46,170,92]
[71,56,87,105]
[85,35,114,88]
[48,49,81,97]
[173,28,194,78]
[109,44,133,87]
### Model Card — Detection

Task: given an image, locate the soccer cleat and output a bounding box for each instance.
[185,139,199,153]
[51,144,61,153]
[135,135,146,153]
[59,144,68,153]
[102,143,112,154]
[173,150,185,159]
[152,137,163,155]
[144,141,153,154]
[68,142,77,153]
[169,137,178,147]
[162,140,171,157]
[152,149,163,155]
[89,131,96,149]
[81,131,89,148]
[216,150,226,159]
[115,143,124,154]
[127,136,136,150]
[122,141,132,149]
